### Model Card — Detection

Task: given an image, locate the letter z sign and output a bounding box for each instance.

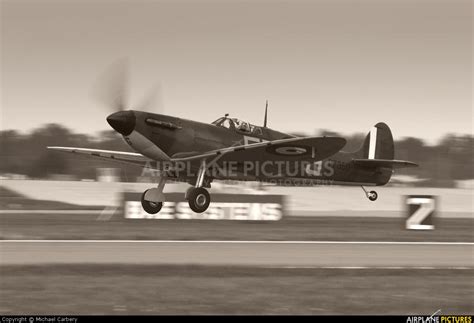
[406,195,436,230]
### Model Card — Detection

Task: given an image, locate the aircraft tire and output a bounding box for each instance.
[141,190,163,214]
[188,187,211,213]
[368,191,378,201]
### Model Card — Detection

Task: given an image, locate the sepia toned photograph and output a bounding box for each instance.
[0,0,472,319]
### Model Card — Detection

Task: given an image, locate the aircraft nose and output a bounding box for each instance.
[106,111,136,136]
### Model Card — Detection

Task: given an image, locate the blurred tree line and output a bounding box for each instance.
[1,124,473,185]
[0,124,143,181]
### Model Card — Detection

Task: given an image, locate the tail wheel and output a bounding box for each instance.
[368,191,378,201]
[141,190,163,214]
[187,187,211,213]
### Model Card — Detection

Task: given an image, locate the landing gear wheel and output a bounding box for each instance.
[141,190,163,214]
[187,187,211,213]
[368,191,378,201]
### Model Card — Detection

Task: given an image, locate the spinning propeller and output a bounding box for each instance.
[92,59,164,135]
[93,58,164,114]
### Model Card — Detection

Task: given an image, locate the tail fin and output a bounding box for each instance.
[351,123,418,186]
[356,122,394,160]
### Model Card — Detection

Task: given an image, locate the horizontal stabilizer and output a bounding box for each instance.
[353,159,418,169]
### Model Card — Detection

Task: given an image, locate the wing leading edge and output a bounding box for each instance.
[47,146,154,168]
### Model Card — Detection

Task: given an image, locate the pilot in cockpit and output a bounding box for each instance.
[237,121,250,133]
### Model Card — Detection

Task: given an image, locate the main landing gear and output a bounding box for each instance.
[140,161,212,214]
[361,186,378,201]
[141,175,166,214]
[141,191,162,214]
[186,187,211,213]
[185,160,211,213]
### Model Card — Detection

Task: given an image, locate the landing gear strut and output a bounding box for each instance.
[185,160,211,213]
[361,186,378,201]
[141,175,167,214]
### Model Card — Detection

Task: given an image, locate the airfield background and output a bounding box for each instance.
[1,123,473,315]
[0,125,472,218]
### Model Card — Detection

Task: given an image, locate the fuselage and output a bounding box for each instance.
[107,110,392,186]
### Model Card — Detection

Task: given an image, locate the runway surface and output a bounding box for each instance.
[1,240,473,268]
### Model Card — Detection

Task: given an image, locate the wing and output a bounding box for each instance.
[353,159,418,169]
[171,136,346,163]
[48,136,346,175]
[47,146,154,168]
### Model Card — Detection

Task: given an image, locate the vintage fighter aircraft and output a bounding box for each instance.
[48,67,417,214]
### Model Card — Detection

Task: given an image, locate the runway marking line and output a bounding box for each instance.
[0,210,108,214]
[264,266,474,270]
[1,240,473,245]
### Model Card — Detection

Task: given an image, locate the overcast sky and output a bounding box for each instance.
[1,0,472,143]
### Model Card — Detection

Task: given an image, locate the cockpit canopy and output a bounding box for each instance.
[212,116,263,135]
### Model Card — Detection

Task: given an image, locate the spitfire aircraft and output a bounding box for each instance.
[48,69,417,214]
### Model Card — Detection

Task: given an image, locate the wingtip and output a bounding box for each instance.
[47,146,70,152]
[332,136,347,148]
[395,160,419,168]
